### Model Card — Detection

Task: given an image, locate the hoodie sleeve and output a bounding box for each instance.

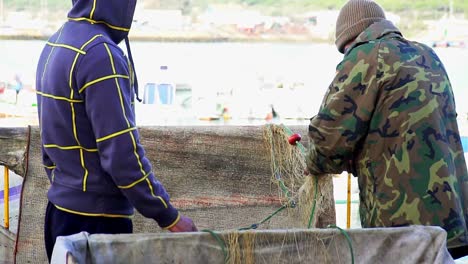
[41,145,55,182]
[75,42,180,228]
[306,43,379,175]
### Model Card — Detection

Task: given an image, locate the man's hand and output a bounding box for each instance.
[168,215,198,232]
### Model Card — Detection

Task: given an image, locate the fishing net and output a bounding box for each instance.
[262,124,335,228]
[0,227,15,264]
[13,125,336,263]
[6,125,456,264]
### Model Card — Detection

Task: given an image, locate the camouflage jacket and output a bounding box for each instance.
[306,20,468,248]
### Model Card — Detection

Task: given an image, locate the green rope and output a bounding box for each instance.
[202,205,289,264]
[202,229,229,263]
[268,124,296,206]
[202,124,332,263]
[278,179,297,207]
[279,180,290,197]
[284,123,355,263]
[278,124,319,229]
[328,225,355,264]
[307,175,319,229]
[281,124,307,154]
[238,204,288,231]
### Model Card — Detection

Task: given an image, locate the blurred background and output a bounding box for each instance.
[0,0,468,230]
[0,0,467,127]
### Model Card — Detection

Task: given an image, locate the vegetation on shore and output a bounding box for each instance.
[194,0,466,15]
[4,0,467,16]
[2,0,465,40]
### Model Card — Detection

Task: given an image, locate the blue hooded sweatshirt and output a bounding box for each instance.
[35,0,180,228]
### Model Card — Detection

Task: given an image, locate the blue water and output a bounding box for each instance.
[462,137,468,153]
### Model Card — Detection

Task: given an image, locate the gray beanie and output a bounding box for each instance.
[335,0,386,53]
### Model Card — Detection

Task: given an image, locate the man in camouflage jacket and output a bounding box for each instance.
[306,0,468,258]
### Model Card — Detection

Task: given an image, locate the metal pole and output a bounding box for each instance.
[346,172,351,229]
[4,166,9,230]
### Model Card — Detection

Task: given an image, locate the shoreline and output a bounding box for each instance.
[0,33,333,44]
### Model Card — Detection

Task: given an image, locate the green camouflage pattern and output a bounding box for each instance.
[306,20,468,249]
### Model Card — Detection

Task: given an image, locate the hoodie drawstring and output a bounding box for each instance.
[124,37,142,102]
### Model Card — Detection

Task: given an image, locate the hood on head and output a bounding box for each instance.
[69,0,137,43]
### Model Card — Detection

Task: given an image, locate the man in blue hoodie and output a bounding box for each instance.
[36,0,197,260]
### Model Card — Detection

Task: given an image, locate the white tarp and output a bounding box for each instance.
[52,226,455,264]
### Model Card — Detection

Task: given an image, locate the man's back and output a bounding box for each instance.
[306,0,468,257]
[36,0,180,229]
[307,19,468,249]
[353,22,468,249]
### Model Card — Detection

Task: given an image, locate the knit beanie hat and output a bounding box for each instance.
[335,0,386,53]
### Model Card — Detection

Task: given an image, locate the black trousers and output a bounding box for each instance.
[44,202,133,262]
[448,245,468,259]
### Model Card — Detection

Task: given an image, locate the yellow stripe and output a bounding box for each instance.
[68,34,103,92]
[104,43,117,74]
[103,43,131,127]
[96,127,137,143]
[80,34,103,50]
[145,178,169,208]
[38,32,60,123]
[118,172,150,189]
[89,0,97,20]
[51,170,55,182]
[69,55,80,90]
[146,178,156,196]
[80,34,102,50]
[46,42,86,54]
[69,33,103,201]
[54,205,133,218]
[104,43,156,207]
[104,43,117,73]
[80,149,89,192]
[70,94,80,145]
[163,213,181,230]
[126,56,135,88]
[78,74,130,93]
[36,91,84,103]
[126,99,148,192]
[43,165,56,170]
[44,144,98,152]
[68,34,103,182]
[42,26,65,83]
[69,56,82,146]
[129,130,148,181]
[68,17,130,32]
